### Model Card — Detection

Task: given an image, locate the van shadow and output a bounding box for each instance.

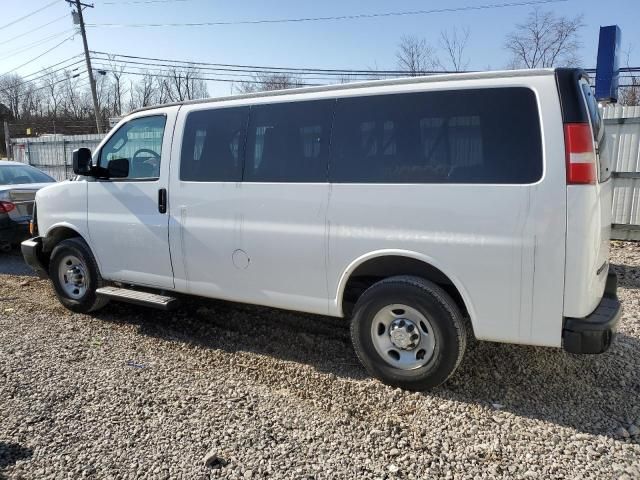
[611,262,640,290]
[95,293,640,438]
[0,249,35,277]
[0,442,33,480]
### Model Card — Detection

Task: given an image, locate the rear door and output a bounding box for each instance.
[87,109,177,288]
[580,78,613,271]
[561,70,613,319]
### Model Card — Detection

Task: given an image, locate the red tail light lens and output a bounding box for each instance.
[0,201,16,213]
[564,123,596,185]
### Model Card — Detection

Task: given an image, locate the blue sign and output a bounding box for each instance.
[595,25,621,103]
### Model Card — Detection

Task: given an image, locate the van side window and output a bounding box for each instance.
[100,115,166,180]
[180,107,248,182]
[330,88,542,184]
[244,100,333,182]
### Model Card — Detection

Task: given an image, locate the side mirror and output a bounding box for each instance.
[107,158,129,178]
[72,148,92,175]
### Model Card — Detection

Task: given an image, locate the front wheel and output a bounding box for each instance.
[49,237,109,313]
[351,275,467,391]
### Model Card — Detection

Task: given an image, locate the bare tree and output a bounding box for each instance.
[19,83,43,119]
[505,8,584,68]
[40,70,64,119]
[105,56,128,116]
[129,72,156,110]
[60,71,90,120]
[0,74,26,119]
[236,72,303,93]
[155,76,171,105]
[439,27,470,72]
[162,67,209,102]
[619,46,640,106]
[396,35,439,76]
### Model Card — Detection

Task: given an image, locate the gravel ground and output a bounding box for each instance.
[0,242,639,479]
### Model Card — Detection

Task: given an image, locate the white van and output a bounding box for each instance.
[22,68,620,390]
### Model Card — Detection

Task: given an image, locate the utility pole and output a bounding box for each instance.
[3,121,11,160]
[67,0,102,134]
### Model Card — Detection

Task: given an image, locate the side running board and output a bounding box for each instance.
[96,286,179,311]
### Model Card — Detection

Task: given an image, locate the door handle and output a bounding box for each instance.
[158,188,167,214]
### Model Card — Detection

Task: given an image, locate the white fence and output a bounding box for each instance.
[602,105,640,240]
[10,134,103,181]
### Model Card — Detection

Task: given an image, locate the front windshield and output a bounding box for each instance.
[0,164,55,186]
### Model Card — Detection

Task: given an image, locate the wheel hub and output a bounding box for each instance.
[58,254,88,299]
[389,318,420,350]
[66,265,85,286]
[370,303,436,370]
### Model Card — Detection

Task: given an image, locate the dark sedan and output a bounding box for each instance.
[0,161,55,252]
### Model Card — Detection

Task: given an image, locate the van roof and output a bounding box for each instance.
[131,68,558,114]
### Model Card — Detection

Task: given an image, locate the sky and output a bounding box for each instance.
[1,0,639,97]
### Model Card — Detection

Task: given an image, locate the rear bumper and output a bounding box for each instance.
[0,218,29,244]
[562,272,621,354]
[20,236,48,278]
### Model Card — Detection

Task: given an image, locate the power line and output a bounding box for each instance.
[90,59,385,82]
[90,51,452,75]
[0,35,78,79]
[0,30,77,62]
[18,55,85,80]
[0,0,60,31]
[1,74,88,101]
[0,59,84,96]
[105,66,322,86]
[90,67,323,86]
[93,51,640,77]
[87,0,568,28]
[0,13,71,48]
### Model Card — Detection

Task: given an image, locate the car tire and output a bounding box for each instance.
[49,237,109,313]
[351,275,466,391]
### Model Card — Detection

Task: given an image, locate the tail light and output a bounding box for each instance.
[564,123,596,185]
[0,201,15,213]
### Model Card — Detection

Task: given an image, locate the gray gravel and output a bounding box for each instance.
[0,242,639,479]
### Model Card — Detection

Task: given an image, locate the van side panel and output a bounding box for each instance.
[328,76,567,347]
[168,102,331,316]
[328,185,534,343]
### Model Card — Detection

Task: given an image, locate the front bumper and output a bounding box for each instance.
[562,272,621,354]
[20,236,48,279]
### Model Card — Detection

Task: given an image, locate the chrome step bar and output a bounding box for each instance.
[96,286,178,311]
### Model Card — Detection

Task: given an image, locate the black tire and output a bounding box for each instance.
[49,237,109,313]
[351,275,466,391]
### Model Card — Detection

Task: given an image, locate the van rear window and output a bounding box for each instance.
[580,81,610,182]
[330,88,542,184]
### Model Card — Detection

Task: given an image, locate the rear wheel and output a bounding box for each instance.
[351,275,466,390]
[49,237,109,313]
